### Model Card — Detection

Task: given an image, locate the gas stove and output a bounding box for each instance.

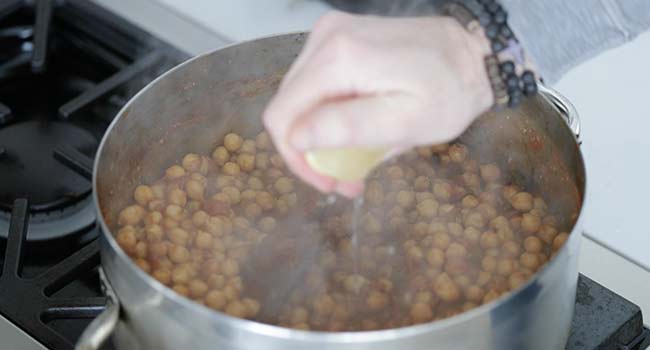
[0,1,647,349]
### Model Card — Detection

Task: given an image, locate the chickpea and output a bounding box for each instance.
[502,240,521,258]
[387,166,404,180]
[481,256,497,272]
[222,162,241,176]
[480,164,501,183]
[185,279,209,298]
[521,213,542,233]
[171,266,191,284]
[553,232,569,251]
[483,290,500,304]
[463,227,481,245]
[510,192,534,212]
[490,216,510,230]
[465,211,486,229]
[212,146,230,166]
[414,176,430,191]
[255,131,272,150]
[396,190,415,209]
[223,133,243,152]
[464,285,485,303]
[289,307,309,324]
[255,191,275,211]
[410,303,433,323]
[496,259,514,276]
[134,258,150,273]
[520,252,540,270]
[237,153,256,173]
[258,216,277,232]
[365,291,389,311]
[181,153,202,172]
[432,273,460,302]
[118,205,145,226]
[426,248,445,268]
[417,199,439,218]
[524,236,543,253]
[168,227,189,246]
[165,204,184,221]
[195,231,214,249]
[116,227,137,253]
[426,231,448,249]
[133,185,154,206]
[134,241,148,259]
[274,177,294,194]
[431,143,449,153]
[344,274,367,294]
[151,182,166,199]
[145,225,163,243]
[239,139,256,154]
[462,173,481,191]
[480,231,499,249]
[446,242,468,258]
[448,223,463,238]
[252,153,269,170]
[222,258,240,277]
[538,224,559,244]
[143,212,162,227]
[167,188,187,207]
[462,195,479,209]
[448,144,468,163]
[182,180,203,201]
[433,181,453,202]
[240,189,256,203]
[168,244,190,263]
[478,203,497,220]
[415,192,435,203]
[416,146,433,159]
[152,269,172,285]
[245,177,262,191]
[205,290,227,310]
[509,272,528,290]
[165,165,185,179]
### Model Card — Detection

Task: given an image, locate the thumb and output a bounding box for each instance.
[289,94,422,151]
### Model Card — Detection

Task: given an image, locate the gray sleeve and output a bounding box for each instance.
[499,0,650,83]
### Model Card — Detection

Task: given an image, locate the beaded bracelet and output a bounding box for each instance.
[441,0,538,109]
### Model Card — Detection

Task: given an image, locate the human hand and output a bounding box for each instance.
[263,11,493,197]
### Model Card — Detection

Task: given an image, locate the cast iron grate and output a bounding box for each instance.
[0,198,106,350]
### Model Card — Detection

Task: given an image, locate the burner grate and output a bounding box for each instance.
[0,199,106,350]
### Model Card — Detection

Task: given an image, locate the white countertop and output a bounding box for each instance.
[92,0,650,327]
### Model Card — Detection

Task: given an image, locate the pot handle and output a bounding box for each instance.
[538,84,581,142]
[76,269,120,350]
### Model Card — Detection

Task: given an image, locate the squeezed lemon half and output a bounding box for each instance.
[305,148,388,181]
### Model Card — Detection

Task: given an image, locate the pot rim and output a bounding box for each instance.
[93,31,587,343]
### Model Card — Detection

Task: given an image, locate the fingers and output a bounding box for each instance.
[288,93,424,151]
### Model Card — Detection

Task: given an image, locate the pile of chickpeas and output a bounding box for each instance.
[115,130,571,331]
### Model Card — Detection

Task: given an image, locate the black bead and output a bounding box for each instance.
[486,2,501,14]
[508,95,522,108]
[491,40,505,52]
[499,25,513,39]
[505,75,520,90]
[521,70,536,84]
[508,87,523,107]
[478,12,492,26]
[485,23,499,39]
[523,82,538,96]
[500,61,515,75]
[494,10,507,24]
[466,2,484,16]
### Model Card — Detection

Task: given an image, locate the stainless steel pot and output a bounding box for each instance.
[80,32,586,350]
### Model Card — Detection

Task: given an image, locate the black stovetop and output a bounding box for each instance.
[0,1,648,349]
